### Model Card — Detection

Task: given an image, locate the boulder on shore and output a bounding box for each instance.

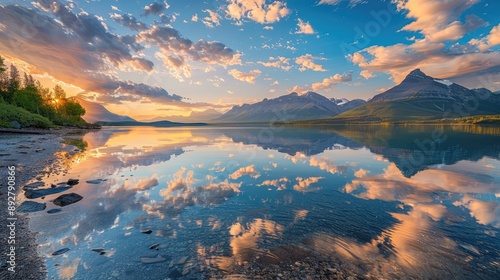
[53,193,83,207]
[17,201,46,213]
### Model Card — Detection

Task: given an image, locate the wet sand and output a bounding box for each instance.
[0,129,93,280]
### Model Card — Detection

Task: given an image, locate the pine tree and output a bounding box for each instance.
[0,56,7,94]
[0,55,6,73]
[8,64,20,91]
[23,72,35,89]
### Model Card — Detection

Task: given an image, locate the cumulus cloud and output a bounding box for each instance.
[311,72,352,91]
[309,157,348,174]
[32,0,153,71]
[354,168,368,178]
[137,25,242,79]
[288,85,309,94]
[151,168,242,216]
[396,0,484,42]
[228,69,262,83]
[258,177,288,190]
[209,219,283,271]
[0,2,233,107]
[226,0,290,24]
[191,13,198,22]
[257,56,291,70]
[454,195,500,228]
[345,163,497,206]
[293,176,324,192]
[359,70,374,79]
[295,18,315,34]
[346,1,498,86]
[143,1,168,16]
[111,13,148,31]
[229,164,261,179]
[469,23,500,51]
[349,40,500,83]
[202,9,221,28]
[295,54,326,72]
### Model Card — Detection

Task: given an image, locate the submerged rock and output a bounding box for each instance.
[67,179,79,186]
[53,193,83,207]
[168,270,182,278]
[23,182,45,189]
[51,248,70,256]
[24,186,71,199]
[47,208,62,214]
[177,256,189,265]
[141,256,166,264]
[86,179,103,184]
[17,201,46,213]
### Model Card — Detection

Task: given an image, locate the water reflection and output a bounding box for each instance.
[26,125,499,279]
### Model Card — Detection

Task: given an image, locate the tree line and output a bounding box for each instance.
[0,54,88,127]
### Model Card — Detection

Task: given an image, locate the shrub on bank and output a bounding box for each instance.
[0,103,53,128]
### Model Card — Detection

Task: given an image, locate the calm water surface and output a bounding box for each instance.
[26,125,500,279]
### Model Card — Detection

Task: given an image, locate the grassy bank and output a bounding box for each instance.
[0,103,53,128]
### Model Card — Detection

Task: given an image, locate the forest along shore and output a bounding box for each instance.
[0,128,92,280]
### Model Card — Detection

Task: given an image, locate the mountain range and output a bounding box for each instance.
[147,109,222,123]
[75,97,136,124]
[77,69,500,125]
[212,92,366,123]
[331,69,500,123]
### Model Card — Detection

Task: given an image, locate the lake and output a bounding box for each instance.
[26,125,500,279]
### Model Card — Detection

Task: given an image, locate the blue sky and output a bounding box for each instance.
[0,0,499,119]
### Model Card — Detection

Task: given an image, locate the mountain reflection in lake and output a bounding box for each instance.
[27,126,500,279]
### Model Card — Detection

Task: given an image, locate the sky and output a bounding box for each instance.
[0,0,499,120]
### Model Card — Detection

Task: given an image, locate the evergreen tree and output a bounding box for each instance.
[23,72,36,89]
[53,84,66,100]
[0,56,7,94]
[6,64,20,102]
[0,55,6,72]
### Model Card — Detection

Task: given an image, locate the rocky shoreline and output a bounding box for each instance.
[0,128,94,280]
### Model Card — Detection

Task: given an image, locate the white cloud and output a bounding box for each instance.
[202,9,221,28]
[226,0,290,24]
[228,69,262,83]
[295,54,326,72]
[309,157,347,174]
[295,18,315,34]
[349,40,500,83]
[137,25,242,80]
[294,176,323,192]
[469,23,500,51]
[311,72,352,91]
[257,56,291,70]
[396,0,484,42]
[259,177,288,190]
[360,70,374,79]
[229,165,261,179]
[288,85,309,94]
[191,13,198,22]
[263,26,273,30]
